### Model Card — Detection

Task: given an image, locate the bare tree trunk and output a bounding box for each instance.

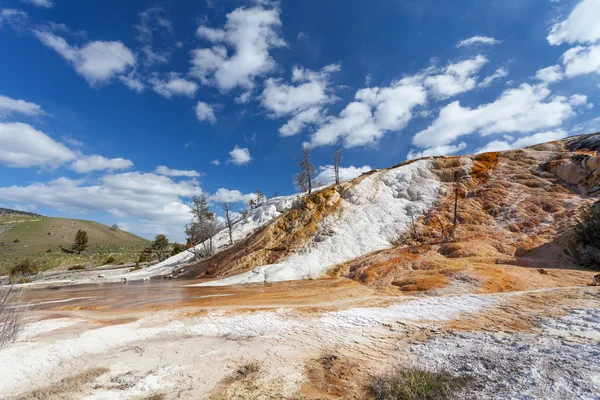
[219,201,234,246]
[296,147,316,194]
[332,148,342,185]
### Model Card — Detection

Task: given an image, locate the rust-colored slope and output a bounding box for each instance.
[181,187,342,279]
[337,135,599,294]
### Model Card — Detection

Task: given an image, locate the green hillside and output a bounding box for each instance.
[0,214,150,274]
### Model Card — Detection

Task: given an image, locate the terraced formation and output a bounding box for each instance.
[1,133,599,399]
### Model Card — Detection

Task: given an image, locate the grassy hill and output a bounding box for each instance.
[0,213,150,274]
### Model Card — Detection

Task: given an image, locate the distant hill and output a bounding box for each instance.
[0,208,43,217]
[0,214,150,274]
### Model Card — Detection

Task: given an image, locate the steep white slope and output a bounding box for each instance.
[121,193,303,280]
[195,160,443,286]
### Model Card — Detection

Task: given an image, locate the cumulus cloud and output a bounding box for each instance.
[155,165,201,177]
[561,45,600,77]
[195,101,217,123]
[0,122,76,168]
[21,0,53,7]
[475,140,513,154]
[71,155,133,173]
[407,142,467,159]
[261,64,340,136]
[314,165,372,184]
[479,67,508,88]
[149,73,199,98]
[308,76,427,148]
[0,173,202,240]
[547,0,600,45]
[228,145,251,165]
[456,36,500,47]
[412,83,583,148]
[209,188,256,203]
[211,159,221,166]
[33,30,136,85]
[424,55,488,99]
[0,95,45,117]
[535,65,564,83]
[190,5,285,91]
[475,130,569,153]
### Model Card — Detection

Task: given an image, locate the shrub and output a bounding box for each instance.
[369,368,471,400]
[13,239,19,243]
[0,285,24,348]
[105,256,116,264]
[171,243,186,256]
[568,201,600,270]
[131,263,141,271]
[46,249,52,253]
[10,259,38,277]
[68,265,86,271]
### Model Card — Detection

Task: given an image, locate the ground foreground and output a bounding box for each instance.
[1,278,598,400]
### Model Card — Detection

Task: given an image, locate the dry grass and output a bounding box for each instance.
[17,367,109,400]
[368,368,472,400]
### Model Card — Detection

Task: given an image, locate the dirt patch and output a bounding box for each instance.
[297,353,370,399]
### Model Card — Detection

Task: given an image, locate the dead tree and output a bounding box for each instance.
[295,147,316,194]
[332,148,342,185]
[219,200,234,246]
[186,195,222,258]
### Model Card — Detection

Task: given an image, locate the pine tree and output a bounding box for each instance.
[295,147,316,194]
[72,229,88,254]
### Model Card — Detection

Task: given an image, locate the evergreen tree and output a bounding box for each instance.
[72,229,88,254]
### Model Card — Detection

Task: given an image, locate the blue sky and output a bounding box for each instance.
[0,0,599,241]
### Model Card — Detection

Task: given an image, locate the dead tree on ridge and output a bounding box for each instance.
[219,200,235,246]
[295,147,316,194]
[332,148,342,185]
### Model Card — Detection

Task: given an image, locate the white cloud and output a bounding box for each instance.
[261,64,340,136]
[119,73,145,92]
[0,95,45,117]
[209,188,256,203]
[195,101,217,123]
[34,30,136,85]
[456,36,500,47]
[155,165,201,177]
[475,129,569,153]
[190,6,285,90]
[211,159,221,166]
[424,55,488,99]
[149,73,199,98]
[0,173,202,240]
[535,65,564,83]
[512,129,568,147]
[135,7,172,67]
[262,64,340,116]
[412,83,580,148]
[228,145,251,165]
[71,155,133,173]
[479,67,508,88]
[308,76,427,148]
[561,45,600,77]
[475,140,512,154]
[314,165,372,184]
[279,107,322,137]
[0,122,76,168]
[0,9,28,29]
[21,0,52,7]
[547,0,600,45]
[407,142,467,159]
